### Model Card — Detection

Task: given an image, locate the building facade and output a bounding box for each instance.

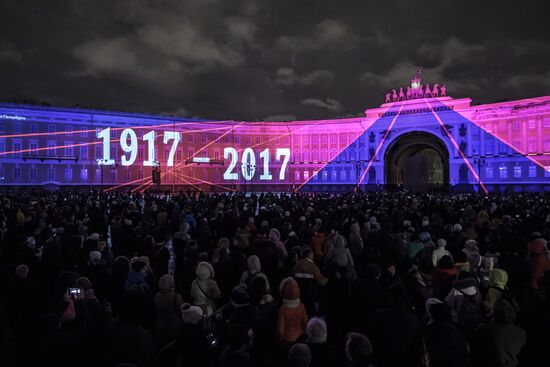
[1,89,549,192]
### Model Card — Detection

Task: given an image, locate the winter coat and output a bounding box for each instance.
[190,262,221,316]
[277,301,308,344]
[293,258,328,286]
[484,269,508,311]
[424,321,469,367]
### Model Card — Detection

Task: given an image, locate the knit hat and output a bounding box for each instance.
[452,223,463,232]
[437,239,447,248]
[87,233,100,241]
[158,274,175,291]
[76,277,93,290]
[181,303,203,324]
[288,231,298,238]
[231,284,250,306]
[247,255,261,273]
[419,232,431,243]
[453,271,475,289]
[196,261,215,280]
[269,228,281,241]
[217,237,230,248]
[15,264,29,279]
[89,251,102,261]
[280,277,300,300]
[334,234,346,248]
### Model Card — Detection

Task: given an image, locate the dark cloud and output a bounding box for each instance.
[0,0,548,120]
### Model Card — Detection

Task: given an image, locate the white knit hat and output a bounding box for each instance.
[181,303,203,324]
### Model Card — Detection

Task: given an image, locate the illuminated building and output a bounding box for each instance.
[1,78,549,192]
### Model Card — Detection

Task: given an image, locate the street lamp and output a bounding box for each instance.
[474,156,486,191]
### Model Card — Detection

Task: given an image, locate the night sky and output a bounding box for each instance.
[1,0,548,121]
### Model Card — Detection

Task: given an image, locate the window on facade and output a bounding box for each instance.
[245,136,251,145]
[177,150,182,161]
[124,169,130,181]
[48,143,56,157]
[188,150,194,159]
[340,170,346,181]
[294,171,300,181]
[313,152,319,162]
[65,144,74,157]
[188,134,194,143]
[513,121,521,130]
[201,151,208,158]
[138,148,144,160]
[256,136,261,145]
[512,141,522,152]
[224,135,230,144]
[331,170,337,181]
[499,166,508,178]
[485,166,493,179]
[48,125,56,134]
[498,121,507,131]
[30,167,37,180]
[214,151,219,160]
[544,140,550,152]
[31,124,38,134]
[81,168,88,181]
[110,147,116,160]
[29,142,38,154]
[110,170,116,182]
[322,171,328,181]
[13,167,21,180]
[294,150,301,162]
[528,120,536,129]
[12,142,22,158]
[201,134,207,143]
[234,136,240,144]
[66,126,73,136]
[528,165,537,178]
[528,139,536,153]
[303,171,309,180]
[95,146,102,159]
[138,170,143,179]
[499,142,508,155]
[485,140,494,155]
[14,123,22,134]
[513,166,522,178]
[80,146,88,159]
[81,127,88,137]
[544,118,550,129]
[48,167,55,181]
[65,167,73,181]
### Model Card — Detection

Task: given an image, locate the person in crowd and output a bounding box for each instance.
[190,261,221,317]
[277,277,308,345]
[470,299,526,367]
[423,302,469,367]
[526,237,550,289]
[154,274,183,350]
[306,317,335,367]
[432,239,451,267]
[345,332,374,367]
[0,190,547,367]
[287,343,312,367]
[372,283,422,367]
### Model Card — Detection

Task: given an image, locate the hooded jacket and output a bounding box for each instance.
[484,268,508,311]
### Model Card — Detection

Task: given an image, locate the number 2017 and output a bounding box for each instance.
[223,147,290,181]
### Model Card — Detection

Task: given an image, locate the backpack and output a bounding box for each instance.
[456,291,483,333]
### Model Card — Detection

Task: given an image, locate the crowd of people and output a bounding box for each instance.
[0,189,549,367]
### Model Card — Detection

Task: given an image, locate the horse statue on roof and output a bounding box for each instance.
[392,89,398,102]
[432,84,439,97]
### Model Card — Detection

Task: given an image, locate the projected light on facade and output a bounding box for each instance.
[0,74,549,192]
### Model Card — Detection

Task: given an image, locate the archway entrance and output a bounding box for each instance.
[385,132,449,192]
